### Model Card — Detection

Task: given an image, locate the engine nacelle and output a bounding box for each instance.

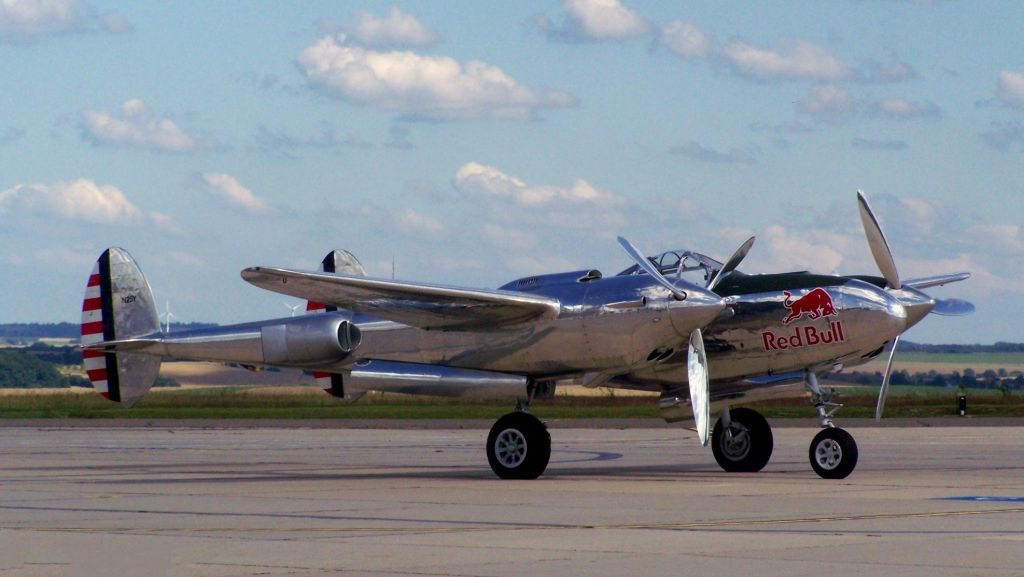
[261,315,361,366]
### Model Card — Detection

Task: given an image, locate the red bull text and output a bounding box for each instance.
[762,288,847,352]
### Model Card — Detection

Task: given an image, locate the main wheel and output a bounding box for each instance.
[711,407,774,472]
[809,427,858,479]
[486,412,551,480]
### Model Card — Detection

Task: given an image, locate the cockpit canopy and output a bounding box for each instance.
[617,249,725,285]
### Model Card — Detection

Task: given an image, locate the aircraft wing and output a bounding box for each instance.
[241,267,561,331]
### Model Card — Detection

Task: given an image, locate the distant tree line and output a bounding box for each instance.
[0,322,218,342]
[898,341,1024,353]
[0,349,82,388]
[0,323,81,339]
[0,345,179,388]
[829,368,1024,393]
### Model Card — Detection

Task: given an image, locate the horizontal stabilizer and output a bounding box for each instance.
[241,267,560,331]
[82,337,162,353]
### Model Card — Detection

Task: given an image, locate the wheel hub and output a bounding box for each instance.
[719,425,751,461]
[494,428,528,468]
[813,437,843,471]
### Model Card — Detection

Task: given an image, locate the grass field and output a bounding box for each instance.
[6,351,1023,421]
[1,384,1021,420]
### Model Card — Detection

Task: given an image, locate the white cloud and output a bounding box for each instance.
[980,120,1024,152]
[201,173,272,215]
[966,223,1024,256]
[0,0,83,40]
[671,141,756,164]
[871,97,941,119]
[394,208,444,235]
[98,10,131,34]
[799,86,940,123]
[347,7,439,48]
[453,162,622,206]
[759,225,846,274]
[556,0,650,41]
[661,20,710,60]
[148,211,184,235]
[481,223,538,250]
[721,39,851,82]
[863,55,916,83]
[0,178,142,224]
[852,137,908,151]
[503,254,582,277]
[164,250,212,270]
[80,99,203,152]
[297,36,576,120]
[0,0,129,42]
[998,70,1024,109]
[798,84,857,120]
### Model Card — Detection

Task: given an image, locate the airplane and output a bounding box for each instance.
[80,191,971,480]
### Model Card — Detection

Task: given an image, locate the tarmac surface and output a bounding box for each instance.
[2,420,1024,576]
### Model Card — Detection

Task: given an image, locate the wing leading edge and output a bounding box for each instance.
[241,267,561,331]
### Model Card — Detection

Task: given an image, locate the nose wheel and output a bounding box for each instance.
[805,370,859,479]
[809,427,858,479]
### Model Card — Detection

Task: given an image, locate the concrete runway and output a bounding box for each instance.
[2,421,1024,576]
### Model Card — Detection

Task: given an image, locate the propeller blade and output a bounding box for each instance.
[707,236,755,291]
[904,272,970,290]
[931,298,975,316]
[857,190,901,290]
[617,236,687,300]
[874,335,900,421]
[687,328,710,446]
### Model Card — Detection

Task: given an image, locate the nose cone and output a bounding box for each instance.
[667,284,726,338]
[888,287,935,330]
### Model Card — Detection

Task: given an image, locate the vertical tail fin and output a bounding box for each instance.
[80,248,162,407]
[306,250,364,400]
[304,249,365,313]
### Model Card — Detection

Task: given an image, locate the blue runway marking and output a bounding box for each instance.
[936,496,1024,502]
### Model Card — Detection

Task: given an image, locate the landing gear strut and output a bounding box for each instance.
[486,383,551,480]
[805,371,858,479]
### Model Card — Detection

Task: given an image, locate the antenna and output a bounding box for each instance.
[392,256,396,280]
[284,302,301,317]
[159,301,175,333]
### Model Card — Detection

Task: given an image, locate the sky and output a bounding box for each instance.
[1,0,1022,344]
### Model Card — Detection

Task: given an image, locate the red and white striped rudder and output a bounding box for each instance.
[80,248,162,407]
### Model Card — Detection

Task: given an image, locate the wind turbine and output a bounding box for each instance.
[283,302,302,317]
[159,301,175,333]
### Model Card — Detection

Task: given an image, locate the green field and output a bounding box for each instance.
[893,352,1024,366]
[1,386,1022,420]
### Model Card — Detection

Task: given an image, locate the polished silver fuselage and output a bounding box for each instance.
[147,270,929,402]
[346,274,928,394]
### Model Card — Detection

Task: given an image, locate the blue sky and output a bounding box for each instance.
[1,0,1021,344]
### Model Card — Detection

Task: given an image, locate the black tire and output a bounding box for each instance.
[711,407,774,472]
[809,427,858,479]
[486,412,551,480]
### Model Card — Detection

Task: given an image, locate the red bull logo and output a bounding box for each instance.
[761,288,847,352]
[781,288,837,325]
